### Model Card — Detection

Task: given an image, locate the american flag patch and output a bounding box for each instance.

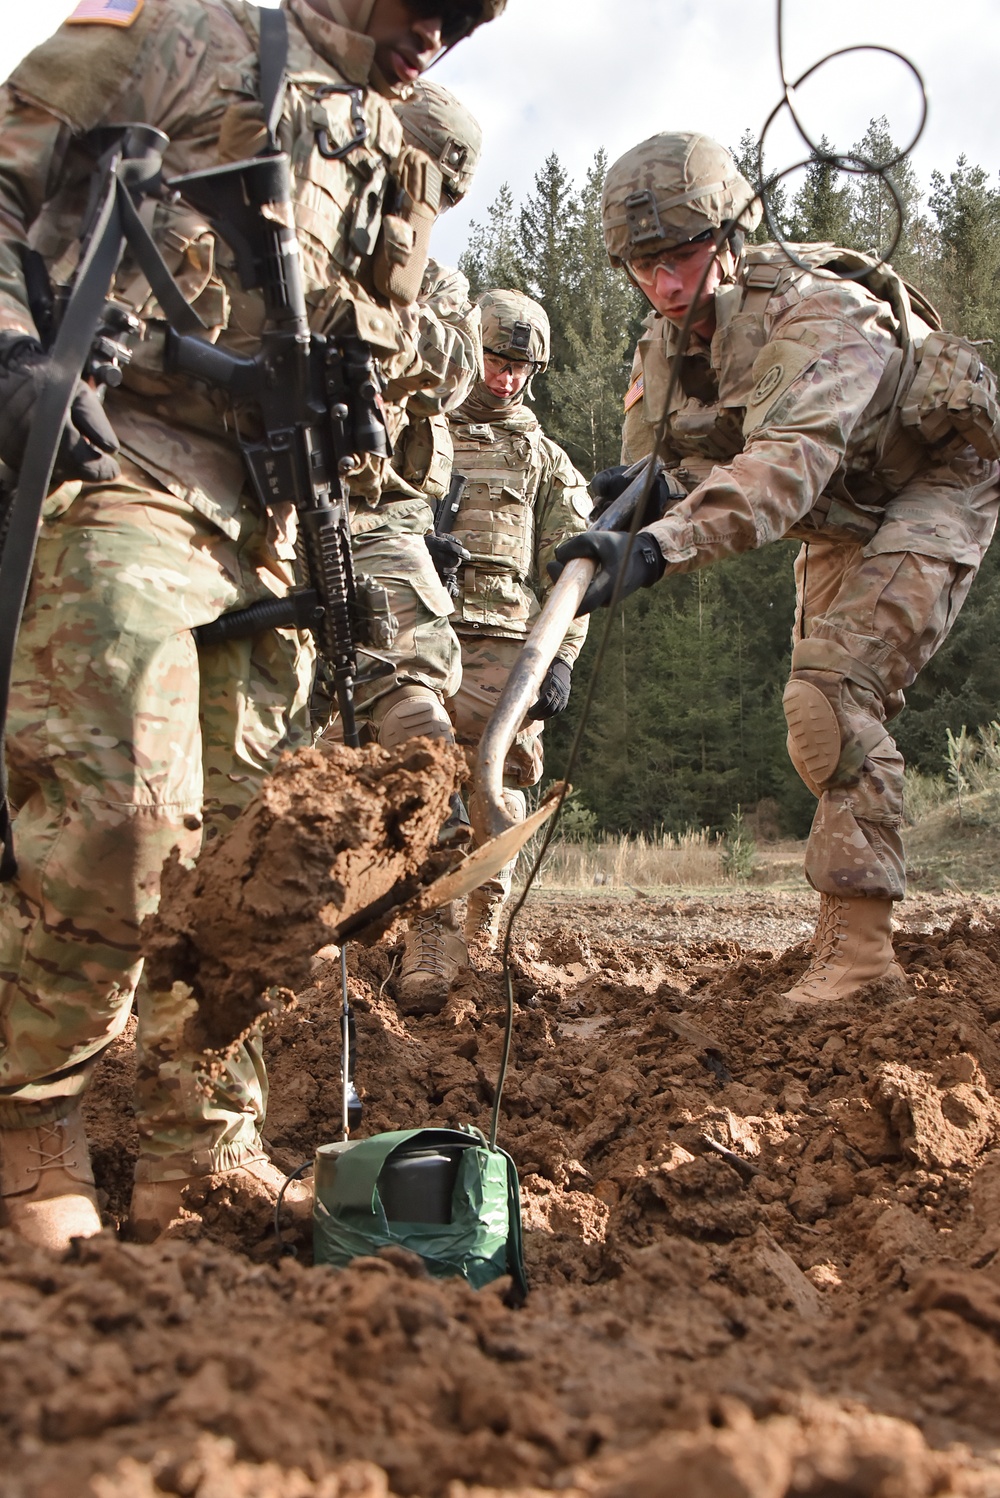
[624,373,644,412]
[66,0,144,26]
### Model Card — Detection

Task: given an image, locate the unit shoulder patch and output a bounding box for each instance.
[742,338,820,437]
[624,373,644,412]
[66,0,143,25]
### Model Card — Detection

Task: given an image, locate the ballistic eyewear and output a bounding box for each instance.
[407,0,484,46]
[626,228,717,286]
[483,348,538,376]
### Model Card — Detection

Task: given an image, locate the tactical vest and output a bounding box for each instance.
[627,243,1000,536]
[449,409,546,633]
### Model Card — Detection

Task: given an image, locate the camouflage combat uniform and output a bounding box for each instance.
[621,239,999,901]
[447,291,591,911]
[0,0,456,1180]
[349,256,481,736]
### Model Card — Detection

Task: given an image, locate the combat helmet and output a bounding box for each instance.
[602,132,761,268]
[478,289,550,372]
[395,81,482,206]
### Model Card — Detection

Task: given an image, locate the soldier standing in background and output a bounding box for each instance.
[428,290,592,963]
[554,132,1000,1008]
[351,77,485,1010]
[0,0,503,1251]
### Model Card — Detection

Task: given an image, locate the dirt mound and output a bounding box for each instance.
[143,739,463,1051]
[8,892,1000,1496]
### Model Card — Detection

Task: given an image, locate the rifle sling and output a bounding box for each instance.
[258,7,290,155]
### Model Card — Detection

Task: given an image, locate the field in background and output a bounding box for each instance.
[520,723,1000,894]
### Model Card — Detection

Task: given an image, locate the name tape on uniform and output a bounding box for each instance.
[66,0,144,26]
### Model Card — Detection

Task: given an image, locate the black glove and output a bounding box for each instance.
[0,334,120,484]
[529,658,572,719]
[588,464,630,519]
[424,532,471,599]
[549,529,666,615]
[588,463,686,527]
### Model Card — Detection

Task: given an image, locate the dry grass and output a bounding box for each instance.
[516,828,809,892]
[515,722,1000,896]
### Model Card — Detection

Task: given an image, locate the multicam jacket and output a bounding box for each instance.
[448,397,592,665]
[0,0,447,536]
[622,242,999,573]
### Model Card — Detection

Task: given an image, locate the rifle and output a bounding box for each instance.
[170,151,396,748]
[429,470,469,600]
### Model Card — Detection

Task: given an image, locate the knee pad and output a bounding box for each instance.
[374,687,454,750]
[784,641,893,796]
[783,676,843,796]
[502,788,526,825]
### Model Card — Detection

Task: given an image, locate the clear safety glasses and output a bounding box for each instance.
[626,229,717,286]
[483,349,537,377]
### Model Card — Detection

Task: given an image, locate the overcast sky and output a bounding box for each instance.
[4,0,999,266]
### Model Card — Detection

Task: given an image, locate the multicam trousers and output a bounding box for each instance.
[349,497,462,725]
[0,461,313,1181]
[447,632,543,900]
[791,453,998,900]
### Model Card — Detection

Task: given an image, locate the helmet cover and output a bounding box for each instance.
[395,80,482,205]
[478,288,550,371]
[602,131,761,267]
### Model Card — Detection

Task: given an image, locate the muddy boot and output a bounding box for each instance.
[783,894,904,1005]
[0,1104,102,1252]
[397,904,468,1015]
[128,1157,312,1244]
[465,887,506,952]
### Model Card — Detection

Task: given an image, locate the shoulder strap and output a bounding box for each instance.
[258,6,289,155]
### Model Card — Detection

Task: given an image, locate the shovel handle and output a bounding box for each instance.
[469,462,657,846]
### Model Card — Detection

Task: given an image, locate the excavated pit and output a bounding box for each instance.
[6,891,1000,1495]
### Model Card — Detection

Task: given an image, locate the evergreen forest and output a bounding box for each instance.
[457,122,1000,838]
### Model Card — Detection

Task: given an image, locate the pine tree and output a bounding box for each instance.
[458,182,528,298]
[926,157,1000,346]
[790,136,853,243]
[732,128,788,244]
[544,151,646,475]
[516,154,577,430]
[847,117,923,275]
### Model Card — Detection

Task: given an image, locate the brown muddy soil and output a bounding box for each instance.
[143,740,463,1052]
[8,889,1000,1496]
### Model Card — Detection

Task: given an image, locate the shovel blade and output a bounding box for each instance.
[414,782,566,912]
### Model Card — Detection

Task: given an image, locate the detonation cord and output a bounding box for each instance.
[489,0,929,1150]
[274,1158,312,1255]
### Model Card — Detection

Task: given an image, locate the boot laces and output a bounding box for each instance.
[406,913,450,977]
[468,891,503,935]
[29,1119,79,1178]
[807,897,849,970]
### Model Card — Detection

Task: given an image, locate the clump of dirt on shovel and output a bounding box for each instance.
[142,738,463,1052]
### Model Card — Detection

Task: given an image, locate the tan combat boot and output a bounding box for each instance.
[397,903,468,1015]
[784,894,904,1005]
[0,1104,102,1252]
[466,888,506,952]
[129,1156,312,1244]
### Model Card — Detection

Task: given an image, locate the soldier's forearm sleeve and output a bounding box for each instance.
[646,307,890,570]
[0,95,68,337]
